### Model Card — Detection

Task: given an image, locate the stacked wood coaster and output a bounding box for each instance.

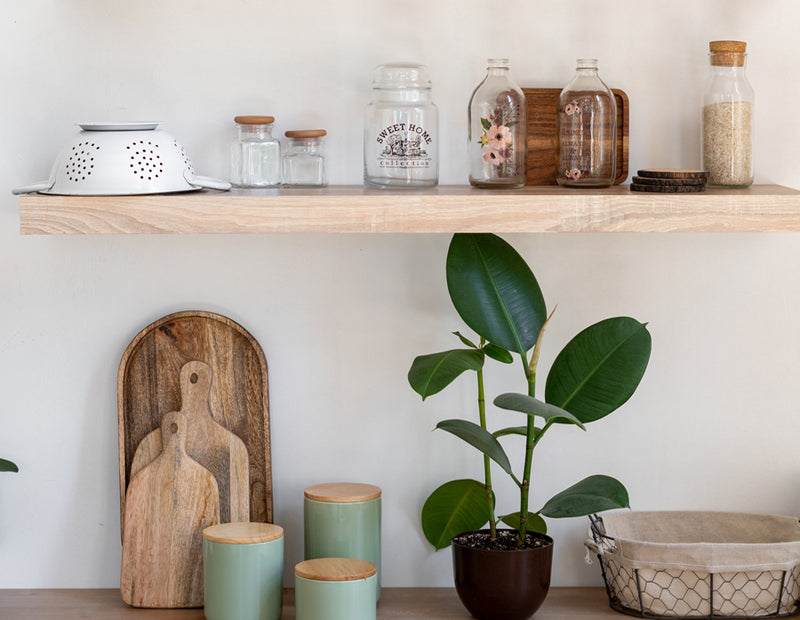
[630,170,708,193]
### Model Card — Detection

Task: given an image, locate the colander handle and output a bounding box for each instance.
[187,175,231,191]
[12,182,54,195]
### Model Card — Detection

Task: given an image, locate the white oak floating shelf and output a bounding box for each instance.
[18,184,800,235]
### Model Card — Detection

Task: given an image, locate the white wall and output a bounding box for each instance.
[1,0,799,589]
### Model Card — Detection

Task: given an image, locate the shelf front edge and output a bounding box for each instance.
[18,185,800,234]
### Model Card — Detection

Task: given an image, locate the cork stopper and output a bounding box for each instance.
[709,41,747,66]
[234,115,275,125]
[203,522,284,544]
[295,558,377,582]
[304,482,382,503]
[285,129,327,139]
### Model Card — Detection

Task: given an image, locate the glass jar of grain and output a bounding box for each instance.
[702,41,754,188]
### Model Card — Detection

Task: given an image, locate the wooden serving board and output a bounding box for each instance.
[121,411,220,608]
[118,310,272,536]
[523,87,629,185]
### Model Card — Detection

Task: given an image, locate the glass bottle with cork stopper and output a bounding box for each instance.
[230,115,281,188]
[702,40,754,188]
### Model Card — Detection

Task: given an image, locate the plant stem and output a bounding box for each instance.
[477,358,497,538]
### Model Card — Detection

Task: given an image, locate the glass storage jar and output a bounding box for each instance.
[702,40,754,188]
[282,130,327,187]
[468,58,527,188]
[364,63,438,189]
[556,59,617,188]
[230,115,281,188]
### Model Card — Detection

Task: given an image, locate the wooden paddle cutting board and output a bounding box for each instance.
[130,360,250,524]
[120,410,220,608]
[118,311,272,536]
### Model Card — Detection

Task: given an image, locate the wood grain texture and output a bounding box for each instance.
[524,88,629,185]
[120,411,220,608]
[21,185,800,234]
[295,558,378,581]
[118,311,271,536]
[203,522,284,545]
[0,588,621,618]
[130,361,250,525]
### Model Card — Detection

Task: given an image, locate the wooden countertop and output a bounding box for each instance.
[0,587,619,618]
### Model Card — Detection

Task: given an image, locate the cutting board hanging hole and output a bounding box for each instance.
[190,373,198,384]
[170,422,178,434]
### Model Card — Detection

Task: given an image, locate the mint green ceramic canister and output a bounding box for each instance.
[295,558,377,620]
[203,522,284,620]
[304,482,381,598]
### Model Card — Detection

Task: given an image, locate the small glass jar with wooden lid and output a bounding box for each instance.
[230,115,281,188]
[282,130,327,187]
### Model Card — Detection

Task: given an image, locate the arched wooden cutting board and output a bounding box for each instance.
[118,310,271,536]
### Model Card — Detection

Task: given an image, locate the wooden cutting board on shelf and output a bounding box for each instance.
[523,87,629,185]
[120,410,220,608]
[118,310,272,536]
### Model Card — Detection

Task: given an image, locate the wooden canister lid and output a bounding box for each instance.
[203,522,284,544]
[295,558,377,582]
[285,129,327,138]
[304,482,382,503]
[234,115,275,125]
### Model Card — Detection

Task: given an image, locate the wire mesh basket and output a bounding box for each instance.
[586,512,800,618]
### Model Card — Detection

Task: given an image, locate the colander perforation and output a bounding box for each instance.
[126,139,165,181]
[65,141,100,182]
[172,139,194,174]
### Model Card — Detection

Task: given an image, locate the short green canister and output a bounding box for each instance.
[303,482,381,598]
[203,522,284,620]
[295,558,377,620]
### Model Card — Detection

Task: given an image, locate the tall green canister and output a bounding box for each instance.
[203,522,284,620]
[304,482,381,598]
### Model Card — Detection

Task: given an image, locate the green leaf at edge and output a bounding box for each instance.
[539,474,630,518]
[422,479,491,550]
[0,458,19,472]
[483,342,513,364]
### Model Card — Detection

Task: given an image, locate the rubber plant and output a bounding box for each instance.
[408,233,651,549]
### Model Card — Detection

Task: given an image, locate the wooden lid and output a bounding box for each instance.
[285,129,327,138]
[709,41,747,66]
[234,115,275,125]
[304,482,381,502]
[203,522,284,544]
[295,558,377,581]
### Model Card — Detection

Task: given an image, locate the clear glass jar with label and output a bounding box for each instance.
[468,58,527,188]
[702,40,754,188]
[364,63,438,189]
[556,59,617,188]
[230,115,281,188]
[282,130,327,188]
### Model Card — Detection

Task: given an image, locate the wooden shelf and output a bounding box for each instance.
[0,587,619,618]
[17,184,800,235]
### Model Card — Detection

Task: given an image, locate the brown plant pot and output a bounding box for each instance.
[452,529,554,620]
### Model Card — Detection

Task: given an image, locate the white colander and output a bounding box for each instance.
[13,122,230,195]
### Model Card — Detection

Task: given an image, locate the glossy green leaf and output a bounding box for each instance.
[545,317,651,423]
[494,393,586,429]
[446,234,547,358]
[436,419,514,477]
[408,349,484,400]
[483,342,513,364]
[500,511,547,534]
[539,475,630,518]
[0,458,18,473]
[421,479,492,549]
